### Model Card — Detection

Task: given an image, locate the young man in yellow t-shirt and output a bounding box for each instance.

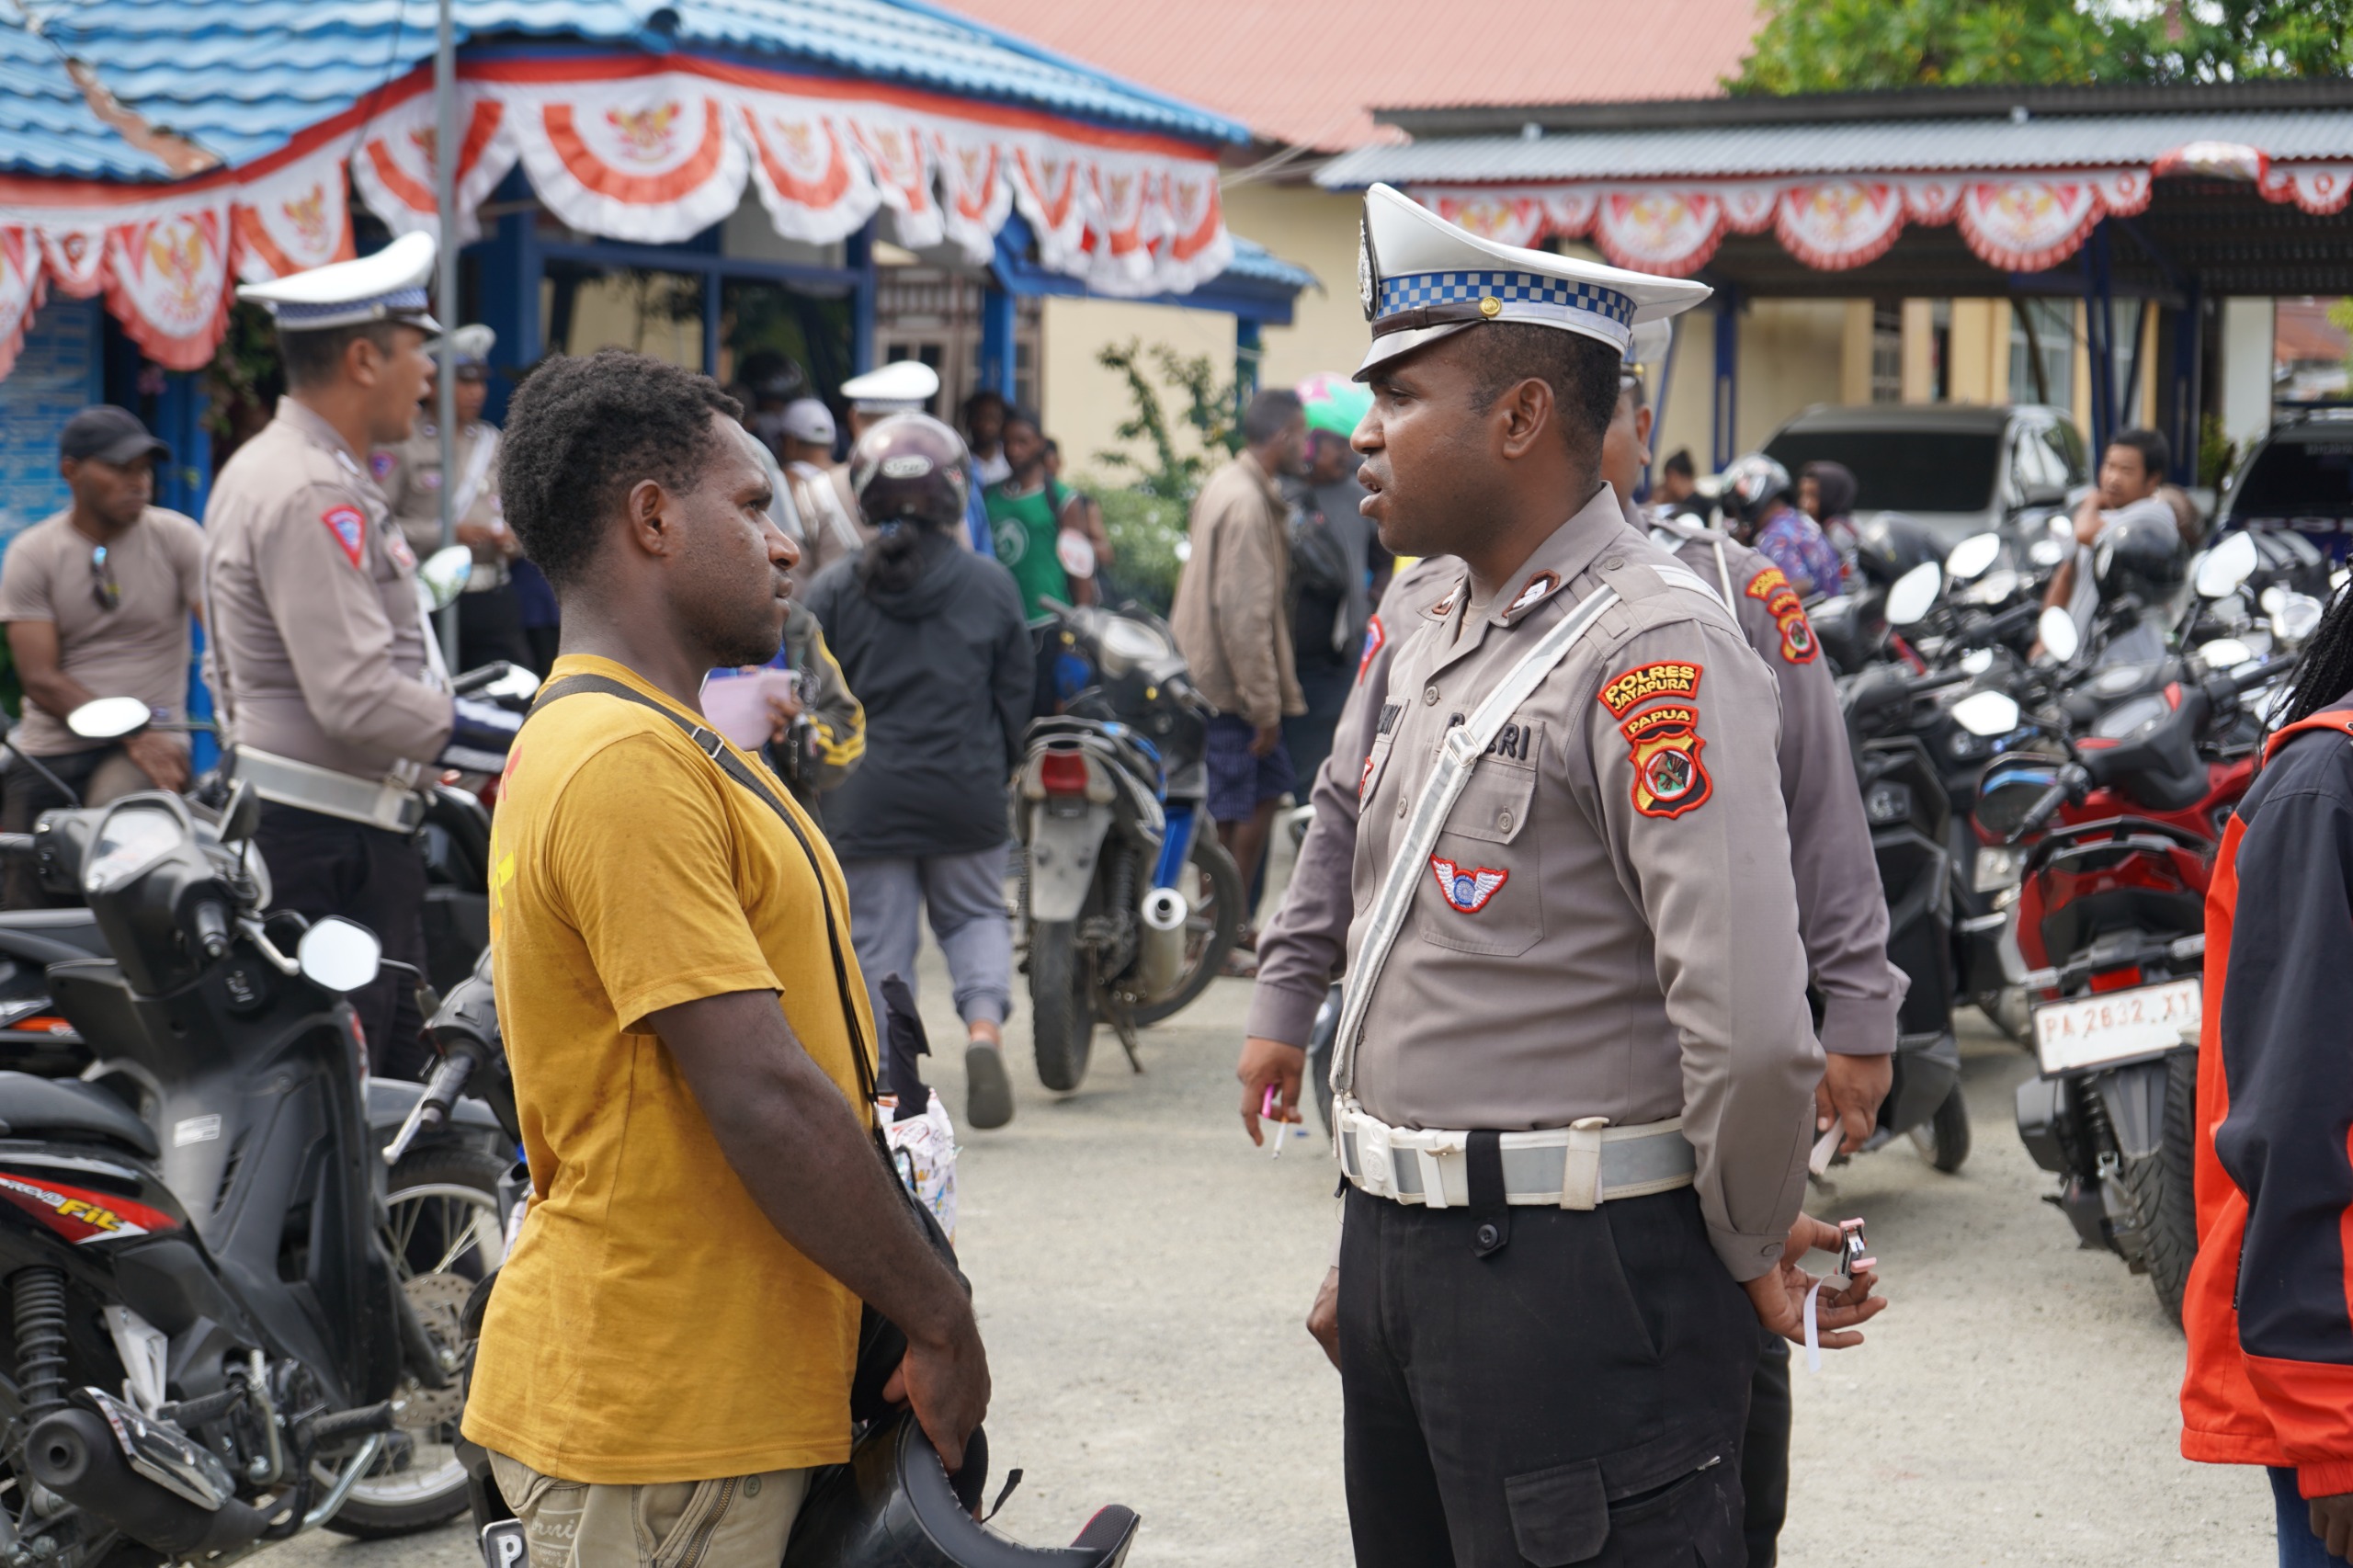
[460,348,989,1564]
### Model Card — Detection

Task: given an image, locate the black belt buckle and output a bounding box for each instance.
[1467,1130,1509,1257]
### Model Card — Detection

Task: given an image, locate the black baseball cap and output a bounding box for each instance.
[59,405,169,466]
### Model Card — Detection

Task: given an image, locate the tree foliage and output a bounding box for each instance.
[1090,339,1237,501]
[1730,0,2353,95]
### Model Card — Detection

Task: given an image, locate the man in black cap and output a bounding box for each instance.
[0,406,206,906]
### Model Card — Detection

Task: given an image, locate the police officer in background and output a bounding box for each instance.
[204,234,521,1078]
[1243,186,1881,1564]
[1242,312,1902,1564]
[376,323,533,672]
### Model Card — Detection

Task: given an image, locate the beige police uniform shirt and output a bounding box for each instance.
[1346,488,1821,1281]
[203,398,453,780]
[377,418,509,587]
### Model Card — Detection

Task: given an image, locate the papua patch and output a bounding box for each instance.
[1505,570,1560,619]
[321,505,367,568]
[1430,856,1508,914]
[1358,614,1386,683]
[369,450,396,483]
[1620,705,1712,819]
[1598,660,1703,719]
[1753,576,1818,665]
[1777,611,1818,665]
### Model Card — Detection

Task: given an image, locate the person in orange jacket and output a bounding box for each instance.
[2184,578,2353,1565]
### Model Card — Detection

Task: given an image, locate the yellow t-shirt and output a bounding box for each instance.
[460,654,877,1483]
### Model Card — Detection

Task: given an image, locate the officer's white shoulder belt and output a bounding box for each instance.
[1336,1103,1694,1211]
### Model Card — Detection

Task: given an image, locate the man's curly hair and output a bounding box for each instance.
[497,349,743,590]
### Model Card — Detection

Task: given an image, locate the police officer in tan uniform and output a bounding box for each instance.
[1259,186,1881,1565]
[205,234,521,1077]
[376,323,533,672]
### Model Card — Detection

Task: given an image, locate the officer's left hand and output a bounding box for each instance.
[1743,1214,1886,1349]
[1236,1035,1305,1146]
[1817,1052,1893,1156]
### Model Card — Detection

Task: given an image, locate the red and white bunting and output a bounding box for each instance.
[934,130,1012,264]
[2258,162,2353,216]
[506,79,747,244]
[349,90,516,244]
[850,118,944,249]
[1407,165,2168,277]
[36,225,108,298]
[102,199,233,371]
[738,99,878,244]
[233,144,356,282]
[0,230,45,381]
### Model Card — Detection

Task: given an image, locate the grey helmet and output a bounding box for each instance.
[783,1413,1140,1567]
[1717,451,1793,525]
[850,413,971,531]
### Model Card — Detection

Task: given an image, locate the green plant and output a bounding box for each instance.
[2198,411,2239,491]
[1088,482,1189,615]
[1091,339,1239,502]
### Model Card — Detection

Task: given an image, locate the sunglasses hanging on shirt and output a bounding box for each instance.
[89,545,120,612]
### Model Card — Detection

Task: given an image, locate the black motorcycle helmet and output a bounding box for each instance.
[2095,512,2188,606]
[850,414,971,530]
[784,1414,1141,1567]
[1849,512,1945,590]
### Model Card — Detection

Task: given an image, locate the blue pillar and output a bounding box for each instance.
[978,283,1016,403]
[849,221,877,375]
[1711,284,1740,472]
[156,369,219,771]
[1235,317,1263,426]
[473,170,540,424]
[2168,286,2203,485]
[2082,222,2117,456]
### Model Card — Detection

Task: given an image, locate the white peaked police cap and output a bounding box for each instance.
[841,359,940,413]
[239,231,441,334]
[1625,317,1674,373]
[1354,183,1710,379]
[429,323,496,367]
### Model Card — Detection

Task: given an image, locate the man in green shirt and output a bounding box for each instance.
[984,407,1094,617]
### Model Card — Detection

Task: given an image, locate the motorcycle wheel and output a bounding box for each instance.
[327,1145,509,1539]
[1127,836,1245,1028]
[2116,1051,2200,1325]
[1907,1082,1972,1173]
[1029,919,1095,1092]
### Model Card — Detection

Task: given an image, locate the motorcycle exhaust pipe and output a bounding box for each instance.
[1134,888,1188,1002]
[24,1408,270,1556]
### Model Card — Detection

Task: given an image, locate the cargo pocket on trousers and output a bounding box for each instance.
[1505,1448,1739,1567]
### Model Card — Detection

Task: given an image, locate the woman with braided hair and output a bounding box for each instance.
[2183,567,2353,1565]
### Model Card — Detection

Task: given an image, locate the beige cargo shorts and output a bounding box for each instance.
[487,1451,813,1568]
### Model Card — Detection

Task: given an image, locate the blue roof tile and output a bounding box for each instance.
[2,0,1246,182]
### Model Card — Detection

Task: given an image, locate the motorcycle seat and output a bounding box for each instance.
[0,1071,157,1158]
[0,910,110,967]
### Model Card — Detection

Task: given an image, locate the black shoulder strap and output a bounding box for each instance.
[526,673,879,1114]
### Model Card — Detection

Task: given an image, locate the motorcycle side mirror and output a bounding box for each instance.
[297,916,383,994]
[416,546,474,613]
[2038,605,2082,664]
[2198,637,2254,670]
[2195,531,2259,599]
[66,696,153,741]
[2272,591,2325,647]
[481,664,541,704]
[1951,689,2022,737]
[1945,533,2002,582]
[219,778,262,846]
[1885,562,1941,627]
[2029,538,2066,568]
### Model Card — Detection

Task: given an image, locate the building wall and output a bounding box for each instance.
[1648,298,1851,472]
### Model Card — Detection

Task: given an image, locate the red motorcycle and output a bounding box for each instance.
[1973,654,2279,1320]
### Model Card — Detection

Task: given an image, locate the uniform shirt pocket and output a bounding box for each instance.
[1418,754,1540,958]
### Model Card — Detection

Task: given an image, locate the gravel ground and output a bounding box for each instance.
[274,960,2277,1568]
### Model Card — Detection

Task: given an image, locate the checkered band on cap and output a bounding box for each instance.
[269,288,430,328]
[1377,270,1635,328]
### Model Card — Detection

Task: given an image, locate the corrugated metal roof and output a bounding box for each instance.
[1224,235,1317,291]
[938,0,1760,153]
[1319,107,2353,187]
[1,0,1245,181]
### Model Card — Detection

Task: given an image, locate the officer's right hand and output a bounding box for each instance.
[1305,1266,1340,1370]
[1237,1035,1305,1145]
[882,1308,992,1473]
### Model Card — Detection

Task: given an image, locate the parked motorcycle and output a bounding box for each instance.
[1015,604,1242,1091]
[1980,595,2289,1320]
[0,781,505,1563]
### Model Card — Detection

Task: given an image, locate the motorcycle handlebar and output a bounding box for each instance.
[381,1053,475,1166]
[1955,600,2040,649]
[2006,764,2089,845]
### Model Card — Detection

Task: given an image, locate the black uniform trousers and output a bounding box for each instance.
[1741,1335,1791,1568]
[1338,1183,1756,1567]
[254,801,431,1082]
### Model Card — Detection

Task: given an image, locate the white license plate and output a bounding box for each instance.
[2033,978,2201,1074]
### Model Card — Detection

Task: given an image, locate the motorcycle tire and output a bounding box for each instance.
[327,1144,509,1539]
[1029,919,1095,1093]
[1908,1081,1972,1173]
[1127,836,1245,1028]
[2116,1051,2200,1326]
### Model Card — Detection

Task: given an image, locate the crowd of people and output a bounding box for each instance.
[6,190,2353,1568]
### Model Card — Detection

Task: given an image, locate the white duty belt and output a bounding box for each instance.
[229,746,426,834]
[1326,579,1698,1208]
